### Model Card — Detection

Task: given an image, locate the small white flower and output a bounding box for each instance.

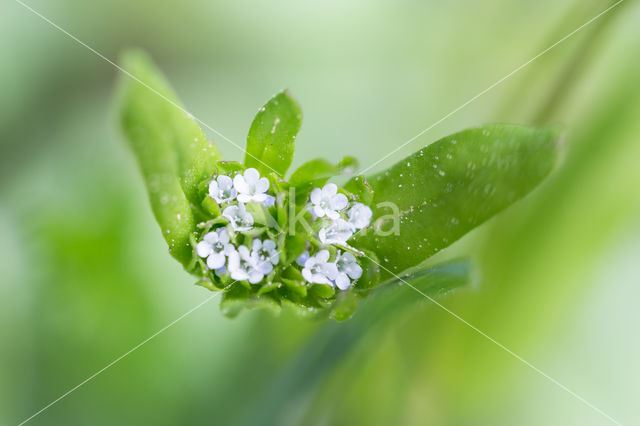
[251,238,279,274]
[222,203,254,231]
[318,218,354,245]
[310,183,349,220]
[196,228,235,270]
[262,194,276,207]
[208,175,237,203]
[233,168,270,203]
[334,251,362,290]
[302,250,338,285]
[228,246,264,284]
[347,203,372,230]
[296,251,310,267]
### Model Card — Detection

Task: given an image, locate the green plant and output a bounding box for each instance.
[118,50,561,320]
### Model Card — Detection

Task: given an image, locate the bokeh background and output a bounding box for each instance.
[2,0,639,425]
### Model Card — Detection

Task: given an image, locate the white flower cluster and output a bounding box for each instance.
[197,229,279,284]
[196,169,373,291]
[310,183,372,246]
[301,183,373,289]
[299,250,363,290]
[197,168,278,283]
[209,168,274,231]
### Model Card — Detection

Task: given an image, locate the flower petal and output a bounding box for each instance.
[302,268,313,282]
[347,263,363,279]
[252,193,268,203]
[255,262,273,275]
[335,273,351,290]
[248,270,264,284]
[217,175,233,189]
[227,249,239,266]
[313,206,326,218]
[325,210,340,220]
[255,177,270,193]
[237,193,251,203]
[230,269,247,281]
[218,229,230,244]
[316,250,330,262]
[239,245,251,258]
[207,252,226,269]
[196,241,212,258]
[233,174,249,193]
[312,273,332,285]
[203,231,219,244]
[208,181,219,197]
[223,205,238,219]
[262,195,276,207]
[297,251,310,267]
[330,193,348,211]
[318,228,329,244]
[263,239,276,251]
[323,183,338,196]
[323,262,339,280]
[310,188,322,205]
[244,168,260,185]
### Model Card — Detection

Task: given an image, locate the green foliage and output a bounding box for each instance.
[119,53,559,319]
[353,124,561,278]
[343,175,374,205]
[244,90,302,177]
[240,259,471,424]
[119,50,220,267]
[289,156,358,203]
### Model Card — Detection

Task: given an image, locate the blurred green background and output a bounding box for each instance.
[1,0,639,425]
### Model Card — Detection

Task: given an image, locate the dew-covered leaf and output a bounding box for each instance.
[343,175,374,205]
[119,50,221,268]
[245,90,302,177]
[353,124,560,278]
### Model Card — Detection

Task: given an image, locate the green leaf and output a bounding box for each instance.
[238,259,470,424]
[288,157,359,203]
[379,259,471,297]
[201,196,221,217]
[289,156,358,187]
[284,234,306,266]
[310,283,335,299]
[219,284,251,318]
[330,291,358,321]
[282,278,308,297]
[215,161,244,175]
[258,281,281,295]
[343,175,374,205]
[353,124,560,278]
[245,90,302,177]
[354,249,380,290]
[119,50,221,268]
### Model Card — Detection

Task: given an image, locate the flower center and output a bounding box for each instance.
[239,259,251,271]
